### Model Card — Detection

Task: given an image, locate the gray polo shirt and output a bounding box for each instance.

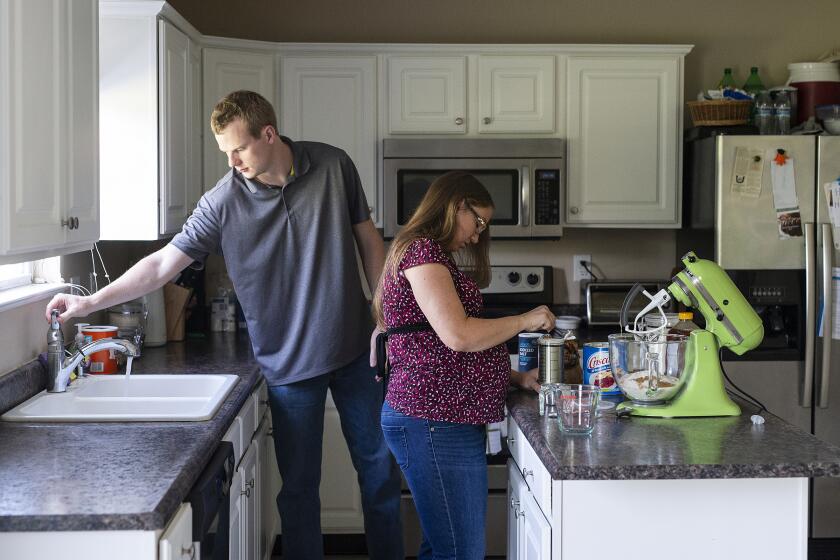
[171,137,373,385]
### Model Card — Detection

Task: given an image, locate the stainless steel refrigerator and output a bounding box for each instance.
[684,133,840,553]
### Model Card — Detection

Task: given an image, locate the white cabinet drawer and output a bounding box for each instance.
[223,415,243,465]
[241,390,259,443]
[507,418,551,516]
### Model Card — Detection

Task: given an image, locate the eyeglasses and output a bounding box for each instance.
[464,203,488,235]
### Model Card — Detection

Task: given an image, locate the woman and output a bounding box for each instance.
[371,171,555,559]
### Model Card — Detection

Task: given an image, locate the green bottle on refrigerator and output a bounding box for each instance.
[742,67,765,94]
[716,68,737,89]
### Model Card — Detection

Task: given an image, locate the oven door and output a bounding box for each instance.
[384,158,534,239]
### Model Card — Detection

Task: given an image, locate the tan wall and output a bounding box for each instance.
[169,0,840,99]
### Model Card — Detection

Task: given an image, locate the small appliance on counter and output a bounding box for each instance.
[611,251,764,417]
[586,281,672,327]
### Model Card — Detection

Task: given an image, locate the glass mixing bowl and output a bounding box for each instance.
[608,333,692,406]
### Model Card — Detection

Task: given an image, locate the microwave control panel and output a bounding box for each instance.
[534,169,560,225]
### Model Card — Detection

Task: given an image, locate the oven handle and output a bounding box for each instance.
[520,166,530,227]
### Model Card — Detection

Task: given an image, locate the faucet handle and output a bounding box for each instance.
[50,309,60,329]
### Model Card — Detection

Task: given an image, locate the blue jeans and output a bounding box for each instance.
[381,401,487,560]
[267,352,403,560]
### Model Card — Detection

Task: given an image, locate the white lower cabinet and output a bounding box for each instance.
[159,503,195,560]
[224,382,268,560]
[507,417,809,560]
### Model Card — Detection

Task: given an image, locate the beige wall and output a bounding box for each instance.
[170,0,840,99]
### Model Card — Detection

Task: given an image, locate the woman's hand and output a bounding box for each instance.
[510,368,540,392]
[518,305,556,333]
[369,326,383,369]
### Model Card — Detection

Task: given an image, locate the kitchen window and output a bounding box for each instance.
[0,257,64,313]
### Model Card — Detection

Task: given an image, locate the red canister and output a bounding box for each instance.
[791,81,840,125]
[81,325,119,374]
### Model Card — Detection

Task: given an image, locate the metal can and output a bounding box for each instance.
[582,342,620,396]
[518,332,543,372]
[537,336,565,384]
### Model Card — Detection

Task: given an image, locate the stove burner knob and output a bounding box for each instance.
[508,272,521,284]
[527,273,540,286]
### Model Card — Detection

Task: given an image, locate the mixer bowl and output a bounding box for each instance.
[608,333,692,406]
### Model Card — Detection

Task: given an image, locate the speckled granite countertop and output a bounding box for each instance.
[0,332,261,532]
[507,389,840,481]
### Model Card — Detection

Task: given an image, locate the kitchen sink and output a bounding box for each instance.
[1,374,239,422]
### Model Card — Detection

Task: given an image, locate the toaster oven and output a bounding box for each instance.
[586,281,673,326]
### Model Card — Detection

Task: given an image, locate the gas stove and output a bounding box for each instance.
[481,265,554,353]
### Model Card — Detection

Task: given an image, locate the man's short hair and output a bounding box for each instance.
[211,90,278,138]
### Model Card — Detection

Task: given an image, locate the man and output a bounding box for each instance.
[46,90,403,559]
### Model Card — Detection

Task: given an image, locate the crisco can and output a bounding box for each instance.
[583,342,619,396]
[518,332,543,372]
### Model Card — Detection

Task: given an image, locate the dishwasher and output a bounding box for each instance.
[187,441,235,560]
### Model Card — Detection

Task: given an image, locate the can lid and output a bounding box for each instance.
[538,335,565,346]
[678,311,694,320]
[82,325,119,333]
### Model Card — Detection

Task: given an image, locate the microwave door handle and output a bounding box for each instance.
[520,167,530,227]
[819,223,834,408]
[803,222,816,408]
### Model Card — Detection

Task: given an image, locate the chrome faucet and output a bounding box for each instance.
[46,310,139,393]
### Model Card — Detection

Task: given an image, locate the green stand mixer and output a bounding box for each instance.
[611,251,764,418]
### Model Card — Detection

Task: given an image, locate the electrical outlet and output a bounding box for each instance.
[573,254,592,282]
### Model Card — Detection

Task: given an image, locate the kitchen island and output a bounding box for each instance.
[0,332,264,559]
[506,389,840,560]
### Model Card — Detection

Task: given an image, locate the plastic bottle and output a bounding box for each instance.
[669,312,700,336]
[743,68,765,126]
[716,68,737,90]
[742,67,765,95]
[755,92,775,135]
[775,91,791,135]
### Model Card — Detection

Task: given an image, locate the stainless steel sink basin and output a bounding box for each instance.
[1,374,239,422]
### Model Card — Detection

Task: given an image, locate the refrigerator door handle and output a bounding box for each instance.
[803,222,816,408]
[819,224,834,408]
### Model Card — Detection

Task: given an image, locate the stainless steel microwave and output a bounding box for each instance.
[382,139,565,239]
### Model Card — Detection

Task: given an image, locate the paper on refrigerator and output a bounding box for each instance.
[824,181,840,250]
[819,268,840,340]
[768,150,802,238]
[730,147,764,197]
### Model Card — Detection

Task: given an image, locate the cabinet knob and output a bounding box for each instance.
[454,117,464,125]
[483,117,492,125]
[570,206,579,215]
[241,488,251,498]
[522,467,533,480]
[246,478,255,489]
[507,435,515,445]
[61,217,79,230]
[181,544,196,560]
[510,497,519,510]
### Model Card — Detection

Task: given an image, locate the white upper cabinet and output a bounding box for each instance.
[99,3,202,240]
[281,56,378,224]
[202,48,275,189]
[0,0,99,264]
[387,56,467,134]
[478,55,556,134]
[566,55,682,226]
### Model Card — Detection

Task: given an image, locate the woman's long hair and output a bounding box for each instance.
[372,171,494,329]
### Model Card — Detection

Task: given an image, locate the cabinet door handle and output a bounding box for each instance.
[483,117,492,125]
[507,435,515,446]
[181,544,196,560]
[570,206,579,215]
[522,467,533,480]
[454,117,464,125]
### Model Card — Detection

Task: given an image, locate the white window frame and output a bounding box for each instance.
[0,261,32,290]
